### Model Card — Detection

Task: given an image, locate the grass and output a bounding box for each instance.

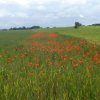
[0,27,100,100]
[0,30,32,47]
[32,26,100,44]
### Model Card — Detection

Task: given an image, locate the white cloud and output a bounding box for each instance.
[0,0,100,28]
[79,14,84,18]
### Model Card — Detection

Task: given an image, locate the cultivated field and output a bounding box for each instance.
[0,26,100,100]
[34,26,100,44]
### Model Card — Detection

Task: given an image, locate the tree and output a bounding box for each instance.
[74,22,82,29]
[30,26,41,29]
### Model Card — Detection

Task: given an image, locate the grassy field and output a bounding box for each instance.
[33,26,100,44]
[0,26,100,100]
[0,30,32,47]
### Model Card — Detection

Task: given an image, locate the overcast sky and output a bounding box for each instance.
[0,0,100,29]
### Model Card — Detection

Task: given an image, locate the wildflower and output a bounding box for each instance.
[74,45,80,50]
[48,33,58,38]
[61,56,67,62]
[72,64,79,68]
[20,54,25,58]
[93,52,99,61]
[48,61,53,65]
[7,58,12,64]
[29,62,33,66]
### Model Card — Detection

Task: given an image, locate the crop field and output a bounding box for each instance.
[0,27,100,100]
[34,26,100,44]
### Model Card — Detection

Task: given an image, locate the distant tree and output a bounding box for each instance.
[74,22,82,29]
[9,26,41,30]
[13,27,17,30]
[22,26,26,29]
[92,23,100,26]
[1,29,8,31]
[53,26,56,28]
[30,26,41,29]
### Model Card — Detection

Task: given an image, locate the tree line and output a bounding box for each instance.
[9,26,41,30]
[1,22,100,31]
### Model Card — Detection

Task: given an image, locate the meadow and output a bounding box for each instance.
[0,26,100,100]
[34,26,100,44]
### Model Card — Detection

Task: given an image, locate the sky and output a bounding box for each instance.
[0,0,100,29]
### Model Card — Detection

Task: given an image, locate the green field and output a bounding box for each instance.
[33,26,100,44]
[0,26,100,46]
[0,26,100,100]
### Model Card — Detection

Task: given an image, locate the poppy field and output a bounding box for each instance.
[0,29,100,100]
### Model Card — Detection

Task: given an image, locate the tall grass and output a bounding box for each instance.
[32,26,100,44]
[0,30,100,100]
